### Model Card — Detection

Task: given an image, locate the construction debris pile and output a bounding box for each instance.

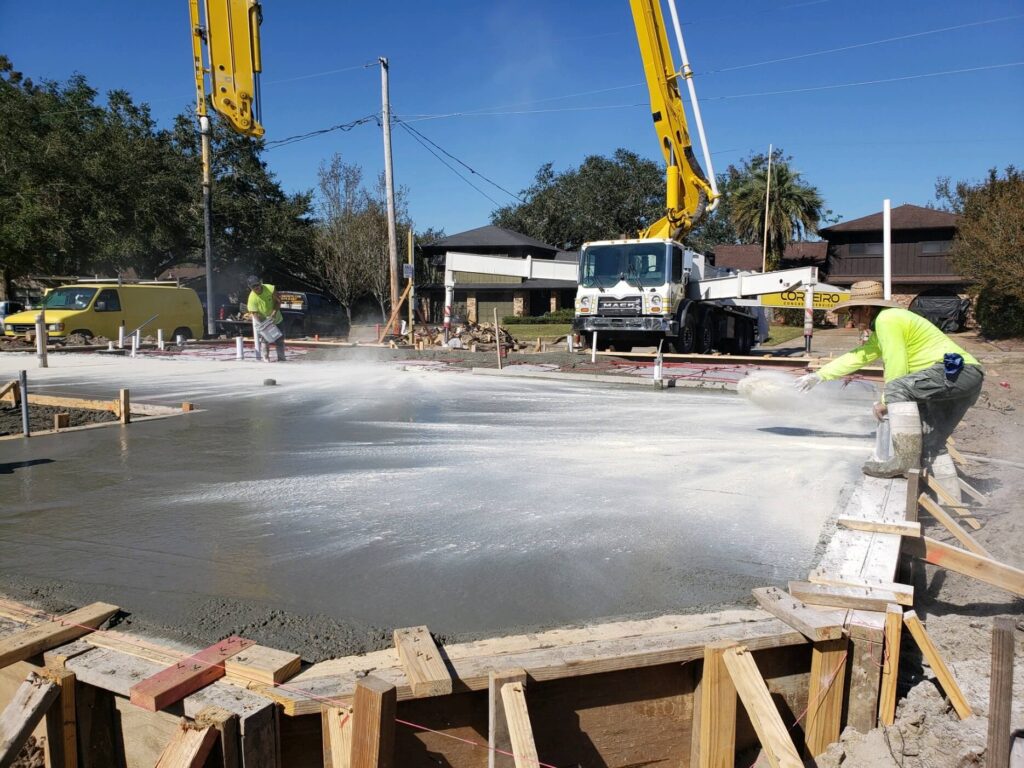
[412,321,526,351]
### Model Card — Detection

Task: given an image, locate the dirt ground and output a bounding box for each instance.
[0,403,117,436]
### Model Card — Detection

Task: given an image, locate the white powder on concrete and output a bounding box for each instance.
[737,370,878,412]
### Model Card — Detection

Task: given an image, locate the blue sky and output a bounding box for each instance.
[2,0,1022,238]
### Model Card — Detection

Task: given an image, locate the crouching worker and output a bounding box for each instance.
[794,281,982,501]
[247,275,286,362]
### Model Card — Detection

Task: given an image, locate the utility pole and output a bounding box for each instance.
[761,143,773,273]
[380,57,400,312]
[200,115,215,336]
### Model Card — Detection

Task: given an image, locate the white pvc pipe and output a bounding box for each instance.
[35,314,48,368]
[130,333,138,358]
[236,336,244,360]
[118,326,125,349]
[157,328,164,351]
[666,0,718,204]
[883,199,892,300]
[251,316,262,361]
[591,332,598,363]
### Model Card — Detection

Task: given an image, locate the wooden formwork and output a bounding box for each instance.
[2,472,1014,767]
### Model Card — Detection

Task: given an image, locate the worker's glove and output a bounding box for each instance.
[794,372,821,392]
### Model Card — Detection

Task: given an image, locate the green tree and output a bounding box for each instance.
[684,171,740,254]
[726,149,825,270]
[937,167,1024,337]
[491,149,663,249]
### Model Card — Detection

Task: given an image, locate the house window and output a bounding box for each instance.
[921,241,951,255]
[849,242,883,256]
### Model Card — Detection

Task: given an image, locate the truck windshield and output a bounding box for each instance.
[42,288,97,310]
[580,244,667,288]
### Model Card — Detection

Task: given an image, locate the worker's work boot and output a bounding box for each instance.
[928,451,963,504]
[862,402,922,478]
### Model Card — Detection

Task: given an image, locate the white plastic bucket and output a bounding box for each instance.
[257,319,283,343]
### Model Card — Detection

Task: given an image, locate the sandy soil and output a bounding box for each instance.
[0,403,117,436]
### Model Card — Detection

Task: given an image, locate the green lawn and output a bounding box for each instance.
[761,324,805,346]
[504,323,573,340]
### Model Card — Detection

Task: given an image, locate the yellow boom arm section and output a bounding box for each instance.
[190,0,264,137]
[630,0,716,239]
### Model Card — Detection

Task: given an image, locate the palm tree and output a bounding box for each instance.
[727,151,824,270]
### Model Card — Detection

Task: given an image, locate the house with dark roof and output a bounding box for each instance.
[421,225,577,323]
[820,204,967,312]
[711,242,828,273]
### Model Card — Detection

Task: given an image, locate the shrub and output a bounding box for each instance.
[502,307,575,325]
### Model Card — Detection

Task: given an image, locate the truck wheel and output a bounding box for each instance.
[670,313,696,354]
[609,343,633,353]
[737,321,754,355]
[172,327,192,341]
[70,329,93,340]
[696,315,715,354]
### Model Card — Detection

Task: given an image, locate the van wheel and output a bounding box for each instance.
[69,329,93,340]
[172,327,192,341]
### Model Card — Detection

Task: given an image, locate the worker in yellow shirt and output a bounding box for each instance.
[246,275,286,362]
[795,281,983,500]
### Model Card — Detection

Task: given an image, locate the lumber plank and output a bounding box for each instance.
[845,614,884,734]
[195,706,241,768]
[752,587,845,641]
[905,469,921,522]
[0,602,118,670]
[0,672,60,768]
[0,381,18,405]
[986,618,1015,768]
[926,475,981,529]
[878,605,903,727]
[54,413,70,430]
[788,581,902,613]
[350,676,395,768]
[118,389,130,424]
[906,536,1024,597]
[499,681,539,768]
[25,393,117,412]
[129,636,255,712]
[959,477,988,506]
[43,667,77,768]
[698,641,736,768]
[392,626,452,697]
[262,616,806,716]
[154,723,218,768]
[837,516,921,537]
[903,611,972,719]
[720,646,802,768]
[75,682,126,768]
[807,572,914,607]
[321,704,353,768]
[223,645,301,687]
[804,638,848,758]
[918,494,990,556]
[489,669,527,768]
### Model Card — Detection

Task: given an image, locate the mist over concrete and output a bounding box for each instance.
[0,352,878,650]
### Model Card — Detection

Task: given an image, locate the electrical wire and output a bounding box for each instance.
[262,114,379,150]
[262,61,377,86]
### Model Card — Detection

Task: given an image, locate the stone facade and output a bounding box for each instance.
[550,291,560,313]
[513,291,528,318]
[466,296,478,324]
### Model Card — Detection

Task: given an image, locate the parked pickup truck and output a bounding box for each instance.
[215,291,350,339]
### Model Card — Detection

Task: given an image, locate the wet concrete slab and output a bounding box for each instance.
[0,351,879,654]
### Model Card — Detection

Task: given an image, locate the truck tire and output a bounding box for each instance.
[669,312,696,354]
[69,329,93,340]
[172,326,192,341]
[737,321,754,355]
[609,343,633,353]
[696,313,715,354]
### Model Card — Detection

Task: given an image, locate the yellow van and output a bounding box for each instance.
[3,283,203,341]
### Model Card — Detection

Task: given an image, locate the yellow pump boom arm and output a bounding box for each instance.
[630,0,716,240]
[189,0,264,137]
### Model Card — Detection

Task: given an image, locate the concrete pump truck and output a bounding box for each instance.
[571,0,821,354]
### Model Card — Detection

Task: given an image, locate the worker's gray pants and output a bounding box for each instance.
[884,363,983,460]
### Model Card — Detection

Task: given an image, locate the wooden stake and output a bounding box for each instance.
[918,494,990,557]
[182,402,196,413]
[75,683,125,768]
[0,673,60,768]
[321,704,353,768]
[958,477,988,506]
[499,681,539,768]
[903,611,972,719]
[54,413,70,430]
[720,646,803,768]
[906,536,1024,597]
[845,616,885,734]
[488,669,527,768]
[878,605,903,727]
[350,676,395,768]
[195,706,241,768]
[393,626,452,697]
[926,475,981,529]
[905,468,921,522]
[494,309,503,370]
[804,638,848,758]
[118,389,130,425]
[154,722,218,768]
[376,284,412,342]
[986,618,1015,768]
[698,641,737,768]
[44,667,77,768]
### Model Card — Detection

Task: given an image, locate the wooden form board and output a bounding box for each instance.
[804,638,848,758]
[499,681,539,768]
[906,537,1024,598]
[392,626,452,697]
[845,613,886,735]
[43,667,77,768]
[129,636,255,712]
[878,605,903,727]
[321,704,353,768]
[0,672,60,768]
[223,645,301,687]
[154,723,218,768]
[0,602,118,670]
[489,669,527,768]
[789,582,903,613]
[987,618,1015,768]
[751,587,845,642]
[903,611,972,719]
[720,646,803,768]
[918,495,991,557]
[698,641,737,768]
[194,706,240,768]
[350,676,395,768]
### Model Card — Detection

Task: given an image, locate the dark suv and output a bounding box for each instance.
[215,290,350,339]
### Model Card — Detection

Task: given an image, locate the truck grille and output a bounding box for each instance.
[597,296,642,316]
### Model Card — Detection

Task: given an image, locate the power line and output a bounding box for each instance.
[393,116,525,203]
[262,114,379,150]
[262,61,377,86]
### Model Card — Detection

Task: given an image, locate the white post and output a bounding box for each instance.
[591,332,598,363]
[251,316,262,361]
[157,328,165,351]
[883,199,892,300]
[118,325,125,349]
[235,336,244,360]
[34,313,48,368]
[130,332,138,358]
[566,334,573,353]
[654,341,664,381]
[443,280,454,342]
[803,280,815,355]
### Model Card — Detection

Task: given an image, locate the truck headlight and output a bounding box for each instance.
[47,323,65,332]
[580,296,592,309]
[4,324,12,332]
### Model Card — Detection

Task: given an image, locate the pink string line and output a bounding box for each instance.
[4,603,560,766]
